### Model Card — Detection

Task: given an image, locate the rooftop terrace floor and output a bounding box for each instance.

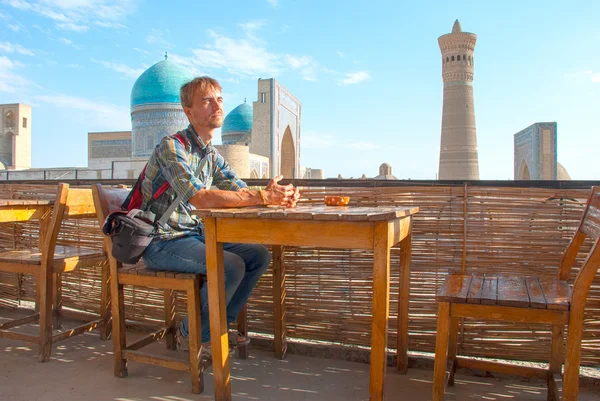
[1,310,599,401]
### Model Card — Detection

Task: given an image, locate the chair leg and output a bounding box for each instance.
[550,325,564,374]
[164,289,176,350]
[562,317,584,401]
[447,317,460,387]
[52,273,62,329]
[38,269,54,362]
[548,325,564,401]
[236,304,249,360]
[186,279,204,394]
[99,263,111,341]
[35,275,41,313]
[111,280,127,378]
[432,302,451,401]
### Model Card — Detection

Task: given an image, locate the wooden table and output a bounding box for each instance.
[0,199,52,223]
[193,204,419,401]
[0,199,52,246]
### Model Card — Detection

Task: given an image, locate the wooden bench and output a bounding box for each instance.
[0,183,108,362]
[432,186,600,401]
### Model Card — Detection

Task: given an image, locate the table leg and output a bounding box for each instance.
[204,217,231,401]
[370,222,391,401]
[272,245,287,359]
[397,218,412,373]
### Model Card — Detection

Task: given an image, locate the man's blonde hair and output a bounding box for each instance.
[180,77,222,108]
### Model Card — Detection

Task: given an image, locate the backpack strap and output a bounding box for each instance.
[122,132,190,211]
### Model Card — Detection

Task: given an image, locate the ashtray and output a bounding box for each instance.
[324,196,350,206]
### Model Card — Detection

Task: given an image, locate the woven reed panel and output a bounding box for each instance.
[0,183,599,366]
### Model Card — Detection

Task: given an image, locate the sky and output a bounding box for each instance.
[0,0,599,180]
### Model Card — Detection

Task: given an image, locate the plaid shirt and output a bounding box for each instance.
[139,124,247,239]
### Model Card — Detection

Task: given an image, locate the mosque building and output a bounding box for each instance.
[86,56,322,180]
[514,122,571,180]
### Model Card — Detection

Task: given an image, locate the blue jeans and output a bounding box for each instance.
[142,232,271,343]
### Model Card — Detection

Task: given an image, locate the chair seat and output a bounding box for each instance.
[120,260,203,282]
[0,245,105,273]
[437,274,571,310]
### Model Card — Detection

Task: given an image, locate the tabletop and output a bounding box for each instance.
[193,204,419,221]
[0,199,52,207]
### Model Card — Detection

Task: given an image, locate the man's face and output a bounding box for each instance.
[184,88,224,136]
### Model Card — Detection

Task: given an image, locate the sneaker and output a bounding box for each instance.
[229,331,251,346]
[175,328,211,358]
[175,327,189,352]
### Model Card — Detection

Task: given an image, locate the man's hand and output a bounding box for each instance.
[264,175,300,208]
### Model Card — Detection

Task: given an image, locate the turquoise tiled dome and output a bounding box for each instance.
[222,102,253,134]
[130,60,194,108]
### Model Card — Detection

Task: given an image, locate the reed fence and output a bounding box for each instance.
[0,181,598,367]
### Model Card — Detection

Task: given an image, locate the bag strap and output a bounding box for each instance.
[156,155,210,227]
[122,132,190,211]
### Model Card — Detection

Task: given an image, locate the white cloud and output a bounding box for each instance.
[146,28,171,47]
[190,30,281,77]
[34,93,130,128]
[8,24,22,32]
[57,22,87,32]
[266,0,279,7]
[302,130,378,150]
[0,41,35,56]
[3,0,135,32]
[583,70,600,83]
[0,55,31,93]
[340,70,370,85]
[239,20,266,39]
[133,47,149,55]
[284,55,317,81]
[92,59,144,79]
[165,54,207,77]
[336,51,344,58]
[183,28,318,81]
[57,37,80,49]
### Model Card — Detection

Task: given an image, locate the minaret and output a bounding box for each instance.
[437,20,479,179]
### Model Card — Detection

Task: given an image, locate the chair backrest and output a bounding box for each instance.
[558,186,600,308]
[91,184,130,271]
[41,183,98,266]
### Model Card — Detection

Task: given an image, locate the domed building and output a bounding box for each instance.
[130,57,194,157]
[375,163,398,180]
[87,60,312,180]
[214,99,268,179]
[221,100,253,145]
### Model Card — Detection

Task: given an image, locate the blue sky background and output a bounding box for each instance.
[0,0,599,179]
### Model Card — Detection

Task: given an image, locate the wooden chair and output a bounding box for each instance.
[93,184,207,393]
[0,183,108,362]
[432,186,600,401]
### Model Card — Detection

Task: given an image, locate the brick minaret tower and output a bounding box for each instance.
[438,20,479,179]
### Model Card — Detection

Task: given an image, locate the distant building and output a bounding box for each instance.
[514,122,570,180]
[374,163,398,180]
[438,20,479,180]
[0,103,31,170]
[84,58,320,180]
[130,58,193,158]
[300,167,325,179]
[88,131,133,173]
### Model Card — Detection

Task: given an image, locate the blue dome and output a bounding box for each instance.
[222,102,253,134]
[130,60,195,108]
